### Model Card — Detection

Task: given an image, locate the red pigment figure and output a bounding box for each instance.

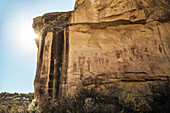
[87,58,91,71]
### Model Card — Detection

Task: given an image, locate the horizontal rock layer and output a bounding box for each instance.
[72,0,170,23]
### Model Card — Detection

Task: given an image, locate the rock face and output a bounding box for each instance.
[33,0,170,102]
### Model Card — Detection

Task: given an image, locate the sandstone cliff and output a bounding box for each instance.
[33,0,170,102]
[33,12,71,101]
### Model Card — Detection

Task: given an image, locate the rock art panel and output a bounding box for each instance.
[67,21,170,93]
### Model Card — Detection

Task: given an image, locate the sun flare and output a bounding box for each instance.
[13,18,38,51]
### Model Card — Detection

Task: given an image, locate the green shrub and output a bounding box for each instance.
[119,93,151,113]
[36,83,151,113]
[28,99,38,112]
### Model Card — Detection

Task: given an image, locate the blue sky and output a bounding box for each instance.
[0,0,75,93]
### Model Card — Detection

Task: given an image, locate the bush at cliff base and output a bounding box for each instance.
[119,93,151,113]
[35,83,152,113]
[28,99,37,112]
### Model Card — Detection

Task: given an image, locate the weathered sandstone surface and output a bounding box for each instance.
[33,0,170,102]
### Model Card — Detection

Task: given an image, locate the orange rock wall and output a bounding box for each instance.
[33,0,170,102]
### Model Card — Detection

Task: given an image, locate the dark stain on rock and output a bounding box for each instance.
[140,55,144,61]
[144,48,149,52]
[73,62,77,72]
[154,40,157,45]
[124,48,127,52]
[129,57,133,61]
[115,51,121,58]
[131,47,135,55]
[158,45,162,53]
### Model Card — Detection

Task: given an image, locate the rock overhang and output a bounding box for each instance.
[33,11,72,35]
